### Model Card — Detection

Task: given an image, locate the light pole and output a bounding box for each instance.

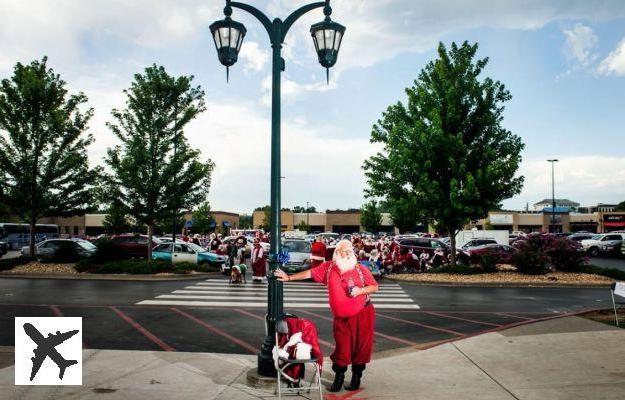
[306,201,310,229]
[210,0,345,377]
[547,159,559,233]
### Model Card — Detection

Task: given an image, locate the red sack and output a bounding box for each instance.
[277,317,324,381]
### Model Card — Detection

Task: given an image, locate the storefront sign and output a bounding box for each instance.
[489,214,513,225]
[603,215,625,223]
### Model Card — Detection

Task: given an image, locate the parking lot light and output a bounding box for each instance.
[210,0,344,378]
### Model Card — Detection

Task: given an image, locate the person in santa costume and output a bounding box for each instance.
[250,238,267,283]
[275,240,378,392]
[310,236,326,269]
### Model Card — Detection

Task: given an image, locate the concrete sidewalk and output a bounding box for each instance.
[1,316,624,399]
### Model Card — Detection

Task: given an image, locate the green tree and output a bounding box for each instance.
[296,220,310,232]
[363,42,524,266]
[616,201,625,211]
[0,58,100,256]
[155,213,185,236]
[105,65,214,260]
[293,205,317,213]
[191,201,214,234]
[102,202,131,235]
[360,201,382,233]
[239,214,253,229]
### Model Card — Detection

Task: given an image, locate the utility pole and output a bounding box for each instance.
[547,159,559,233]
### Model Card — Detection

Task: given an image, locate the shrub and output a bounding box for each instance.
[91,238,124,263]
[511,234,550,275]
[430,263,479,275]
[0,256,31,271]
[476,249,499,273]
[544,236,586,272]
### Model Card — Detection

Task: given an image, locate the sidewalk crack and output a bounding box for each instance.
[452,343,520,400]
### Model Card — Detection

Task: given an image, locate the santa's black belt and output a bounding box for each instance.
[364,300,371,307]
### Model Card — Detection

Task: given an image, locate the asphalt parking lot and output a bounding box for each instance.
[0,276,611,355]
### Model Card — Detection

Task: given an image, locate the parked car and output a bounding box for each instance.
[461,238,499,250]
[110,234,162,259]
[397,237,452,260]
[465,244,516,264]
[0,240,7,257]
[580,233,625,257]
[281,239,312,274]
[152,242,228,269]
[21,239,96,262]
[568,233,594,243]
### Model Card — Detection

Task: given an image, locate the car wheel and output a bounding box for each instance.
[588,247,599,257]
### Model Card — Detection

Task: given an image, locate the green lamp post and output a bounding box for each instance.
[210,0,345,377]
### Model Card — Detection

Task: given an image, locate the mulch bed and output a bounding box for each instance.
[387,271,613,285]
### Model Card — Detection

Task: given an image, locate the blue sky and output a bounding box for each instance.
[1,0,624,214]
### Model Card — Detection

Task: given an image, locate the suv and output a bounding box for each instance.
[0,241,7,258]
[110,235,162,259]
[397,237,450,259]
[461,238,498,250]
[581,233,625,257]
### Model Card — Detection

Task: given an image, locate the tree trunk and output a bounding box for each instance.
[448,228,457,267]
[29,220,36,260]
[147,223,154,265]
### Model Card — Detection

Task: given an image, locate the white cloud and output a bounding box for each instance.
[504,156,625,209]
[268,0,625,73]
[563,24,598,66]
[598,38,625,76]
[183,102,375,212]
[260,74,336,106]
[239,41,269,72]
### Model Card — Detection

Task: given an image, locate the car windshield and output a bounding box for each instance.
[187,243,207,253]
[77,241,96,251]
[283,240,311,253]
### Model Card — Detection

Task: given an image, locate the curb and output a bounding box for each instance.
[0,271,221,281]
[383,277,613,289]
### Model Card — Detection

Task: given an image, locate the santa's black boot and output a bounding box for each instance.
[345,364,365,391]
[330,364,347,392]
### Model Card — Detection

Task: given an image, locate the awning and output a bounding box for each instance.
[604,222,625,227]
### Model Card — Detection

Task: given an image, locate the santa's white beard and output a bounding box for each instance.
[335,254,357,273]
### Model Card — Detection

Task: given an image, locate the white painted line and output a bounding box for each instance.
[192,285,406,293]
[202,280,401,288]
[159,294,414,302]
[137,300,420,309]
[173,290,409,298]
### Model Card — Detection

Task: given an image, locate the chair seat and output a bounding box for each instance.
[279,357,318,364]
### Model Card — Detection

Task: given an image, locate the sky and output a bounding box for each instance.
[0,0,624,214]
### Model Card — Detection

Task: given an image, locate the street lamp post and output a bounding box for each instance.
[210,0,345,377]
[547,159,559,233]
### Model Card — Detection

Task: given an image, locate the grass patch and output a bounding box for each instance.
[75,259,220,275]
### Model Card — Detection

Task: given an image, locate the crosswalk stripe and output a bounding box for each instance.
[138,300,420,309]
[157,295,415,302]
[185,286,405,294]
[172,290,409,298]
[201,280,401,288]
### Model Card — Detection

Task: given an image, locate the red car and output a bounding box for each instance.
[464,244,516,264]
[110,235,162,259]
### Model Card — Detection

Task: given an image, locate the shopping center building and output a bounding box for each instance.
[251,209,397,234]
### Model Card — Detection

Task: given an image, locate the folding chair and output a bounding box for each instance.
[274,314,323,400]
[610,282,625,327]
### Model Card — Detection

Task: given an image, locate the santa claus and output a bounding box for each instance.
[310,236,327,269]
[250,238,267,283]
[275,240,378,392]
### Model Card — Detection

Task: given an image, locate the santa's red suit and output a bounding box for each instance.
[251,243,266,280]
[310,261,377,377]
[310,240,327,269]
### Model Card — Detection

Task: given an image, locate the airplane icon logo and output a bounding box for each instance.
[15,317,82,385]
[23,323,79,381]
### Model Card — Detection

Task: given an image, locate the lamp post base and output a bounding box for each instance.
[257,350,277,377]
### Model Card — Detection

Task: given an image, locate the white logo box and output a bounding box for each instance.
[14,317,82,385]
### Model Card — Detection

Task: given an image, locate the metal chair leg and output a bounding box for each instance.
[612,292,620,327]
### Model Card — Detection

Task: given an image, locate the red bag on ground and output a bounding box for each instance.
[276,317,324,381]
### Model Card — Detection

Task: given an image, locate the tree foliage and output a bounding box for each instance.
[360,201,382,233]
[239,214,253,229]
[616,201,625,211]
[0,58,100,255]
[363,42,524,265]
[105,65,214,259]
[191,201,214,234]
[102,201,131,235]
[293,205,317,213]
[296,220,310,232]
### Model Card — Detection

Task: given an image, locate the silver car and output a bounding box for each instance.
[21,239,96,261]
[281,239,312,273]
